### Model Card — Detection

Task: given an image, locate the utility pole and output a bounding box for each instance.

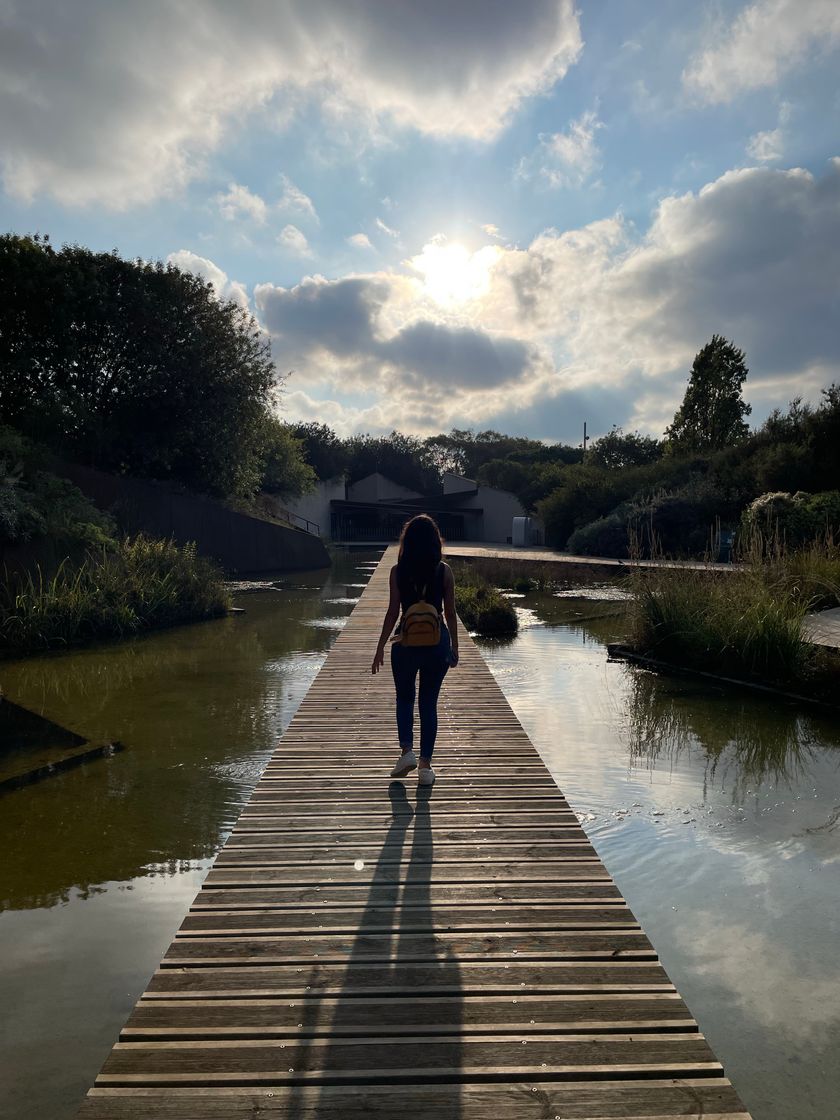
[582,421,589,458]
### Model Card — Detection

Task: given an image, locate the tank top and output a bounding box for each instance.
[398,562,445,614]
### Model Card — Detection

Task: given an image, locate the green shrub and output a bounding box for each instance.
[455,583,518,636]
[0,534,230,655]
[741,490,840,549]
[567,511,632,558]
[536,456,710,549]
[567,477,734,560]
[450,563,518,635]
[0,424,115,549]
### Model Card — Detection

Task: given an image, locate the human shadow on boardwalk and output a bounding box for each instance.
[288,780,463,1118]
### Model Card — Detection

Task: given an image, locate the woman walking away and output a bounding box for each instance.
[371,515,459,787]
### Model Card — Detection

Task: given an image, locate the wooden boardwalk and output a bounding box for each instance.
[77,549,751,1119]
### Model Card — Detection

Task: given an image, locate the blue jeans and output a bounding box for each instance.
[390,627,451,760]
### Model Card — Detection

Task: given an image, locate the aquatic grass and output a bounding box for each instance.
[449,561,518,636]
[624,529,840,690]
[0,535,230,655]
[629,562,810,685]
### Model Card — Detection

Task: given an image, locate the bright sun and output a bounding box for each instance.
[409,240,496,306]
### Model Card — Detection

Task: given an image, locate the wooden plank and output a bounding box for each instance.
[123,993,696,1038]
[78,1079,751,1119]
[145,960,678,998]
[99,1033,722,1082]
[213,843,597,864]
[74,547,751,1119]
[190,883,625,908]
[178,905,637,933]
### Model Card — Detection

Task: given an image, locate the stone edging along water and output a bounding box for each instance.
[0,740,125,793]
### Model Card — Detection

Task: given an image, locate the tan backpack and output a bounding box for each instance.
[400,576,442,647]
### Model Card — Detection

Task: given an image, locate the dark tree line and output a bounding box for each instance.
[0,234,312,499]
[7,231,830,559]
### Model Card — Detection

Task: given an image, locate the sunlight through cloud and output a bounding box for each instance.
[407,238,500,307]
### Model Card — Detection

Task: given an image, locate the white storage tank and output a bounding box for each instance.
[512,516,531,546]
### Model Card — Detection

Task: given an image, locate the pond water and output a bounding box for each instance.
[1,557,839,1120]
[0,550,382,1120]
[478,592,840,1120]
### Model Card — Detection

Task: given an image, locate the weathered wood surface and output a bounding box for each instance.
[77,548,751,1119]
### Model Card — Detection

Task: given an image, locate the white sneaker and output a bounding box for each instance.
[391,750,417,778]
[418,766,436,786]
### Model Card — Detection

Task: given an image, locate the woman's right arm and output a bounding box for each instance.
[371,566,401,674]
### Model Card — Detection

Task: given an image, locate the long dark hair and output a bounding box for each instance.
[397,514,443,599]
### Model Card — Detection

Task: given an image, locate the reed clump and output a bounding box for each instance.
[450,561,518,636]
[628,529,840,692]
[0,535,230,656]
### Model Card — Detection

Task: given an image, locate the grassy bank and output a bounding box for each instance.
[1,535,230,656]
[450,561,518,636]
[627,536,840,696]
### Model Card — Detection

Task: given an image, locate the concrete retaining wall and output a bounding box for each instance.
[55,462,330,574]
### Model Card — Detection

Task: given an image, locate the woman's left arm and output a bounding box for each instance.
[442,563,459,666]
[372,566,401,674]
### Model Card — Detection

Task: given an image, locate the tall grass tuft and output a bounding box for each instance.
[1,535,231,655]
[630,566,809,684]
[450,561,519,636]
[625,526,840,687]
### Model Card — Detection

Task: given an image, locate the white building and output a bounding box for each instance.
[286,471,542,545]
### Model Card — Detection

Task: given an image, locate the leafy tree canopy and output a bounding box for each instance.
[665,334,751,453]
[290,421,349,481]
[423,428,578,480]
[588,426,662,470]
[0,234,303,499]
[345,431,440,493]
[258,417,316,500]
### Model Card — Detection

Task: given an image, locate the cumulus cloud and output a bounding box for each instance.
[746,102,792,163]
[216,183,268,223]
[255,160,840,440]
[347,233,375,250]
[254,266,545,435]
[0,0,582,207]
[256,275,390,358]
[166,249,249,307]
[278,224,313,257]
[518,109,603,188]
[278,174,318,222]
[684,0,840,104]
[747,129,785,163]
[496,159,840,426]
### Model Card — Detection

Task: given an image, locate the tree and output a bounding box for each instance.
[290,422,349,480]
[345,432,440,492]
[476,458,529,494]
[0,234,285,498]
[259,418,317,500]
[588,426,662,469]
[665,335,751,453]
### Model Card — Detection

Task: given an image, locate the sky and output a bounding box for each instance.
[2,0,839,446]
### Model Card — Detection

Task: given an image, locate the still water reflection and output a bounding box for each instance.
[0,550,381,1120]
[479,591,840,1120]
[3,565,840,1120]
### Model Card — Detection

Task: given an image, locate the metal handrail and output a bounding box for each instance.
[277,507,320,536]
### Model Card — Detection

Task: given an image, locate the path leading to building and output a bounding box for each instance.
[76,548,751,1119]
[446,542,734,576]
